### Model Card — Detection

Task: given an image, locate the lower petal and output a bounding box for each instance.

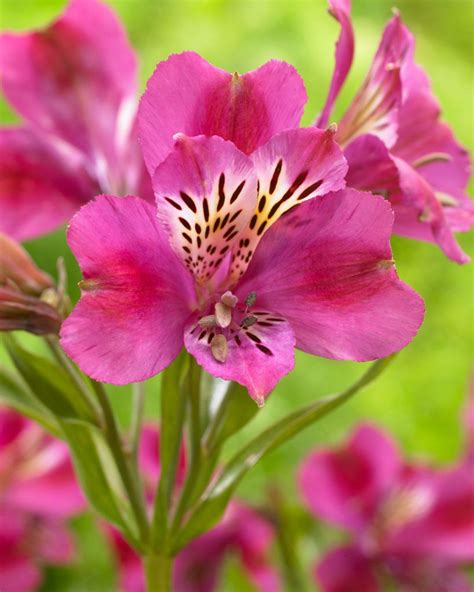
[184,309,295,405]
[315,546,380,592]
[60,195,195,384]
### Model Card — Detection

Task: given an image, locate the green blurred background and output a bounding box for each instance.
[1,0,473,589]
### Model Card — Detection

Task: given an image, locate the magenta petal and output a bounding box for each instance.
[60,195,195,384]
[0,0,136,163]
[337,14,411,147]
[184,310,295,405]
[153,135,257,284]
[34,518,75,564]
[315,546,380,592]
[388,465,474,562]
[230,127,347,282]
[316,0,354,128]
[299,424,400,531]
[0,127,98,240]
[138,51,307,174]
[237,189,424,362]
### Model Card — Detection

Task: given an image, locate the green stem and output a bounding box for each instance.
[143,554,172,592]
[171,359,203,532]
[90,379,149,544]
[44,336,99,421]
[130,382,146,462]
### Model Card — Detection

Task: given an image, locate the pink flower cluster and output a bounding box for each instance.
[0,408,84,592]
[105,425,280,592]
[299,399,474,591]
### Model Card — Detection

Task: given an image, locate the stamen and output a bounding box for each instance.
[211,334,228,363]
[241,315,257,328]
[412,152,452,169]
[435,192,458,207]
[198,315,216,327]
[221,291,238,308]
[215,303,232,328]
[245,291,257,308]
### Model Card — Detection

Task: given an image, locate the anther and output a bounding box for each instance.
[221,291,238,308]
[241,315,257,328]
[198,315,216,327]
[211,334,228,363]
[215,303,232,328]
[326,122,338,134]
[245,291,257,307]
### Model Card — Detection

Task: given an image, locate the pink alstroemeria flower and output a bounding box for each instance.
[60,119,424,402]
[0,0,152,241]
[299,424,474,592]
[0,407,85,592]
[105,423,279,592]
[317,0,473,264]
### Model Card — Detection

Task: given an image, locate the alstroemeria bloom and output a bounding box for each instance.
[317,0,473,263]
[0,0,152,241]
[0,407,85,591]
[299,424,474,592]
[60,123,424,402]
[105,424,279,592]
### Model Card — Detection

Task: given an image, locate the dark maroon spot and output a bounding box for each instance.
[197,236,202,248]
[217,173,226,211]
[203,198,210,221]
[179,217,191,230]
[213,217,221,232]
[256,344,273,356]
[165,197,182,210]
[258,194,267,212]
[221,213,230,228]
[297,179,323,201]
[198,330,207,340]
[226,230,239,242]
[230,180,246,204]
[229,209,242,223]
[267,317,285,323]
[244,238,250,247]
[249,214,258,230]
[220,246,229,255]
[257,221,267,236]
[268,170,309,218]
[210,246,217,255]
[183,246,191,254]
[234,335,241,346]
[182,232,192,244]
[269,159,283,194]
[223,225,236,239]
[180,191,197,213]
[246,332,262,344]
[195,222,202,234]
[190,325,198,335]
[207,332,215,344]
[257,321,273,327]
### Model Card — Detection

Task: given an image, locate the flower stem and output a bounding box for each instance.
[143,553,172,592]
[130,382,146,462]
[90,379,149,544]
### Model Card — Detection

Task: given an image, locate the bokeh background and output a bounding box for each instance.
[1,0,473,590]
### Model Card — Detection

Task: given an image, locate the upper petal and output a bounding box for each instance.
[315,546,380,592]
[236,188,424,362]
[299,424,400,531]
[229,127,347,283]
[0,0,137,165]
[138,51,307,174]
[152,135,257,286]
[0,127,98,240]
[337,13,410,148]
[316,0,354,128]
[60,195,195,384]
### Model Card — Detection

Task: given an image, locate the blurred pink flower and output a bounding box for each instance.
[0,407,85,591]
[105,424,279,592]
[60,64,424,401]
[0,0,152,241]
[317,0,473,263]
[299,424,474,591]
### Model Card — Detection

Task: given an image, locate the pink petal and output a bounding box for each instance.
[229,127,347,283]
[185,309,295,405]
[315,546,380,592]
[60,195,195,384]
[337,14,410,148]
[0,556,41,592]
[299,424,400,531]
[34,518,75,564]
[0,0,136,167]
[388,465,474,562]
[152,135,257,285]
[236,189,424,362]
[7,440,85,518]
[316,0,354,128]
[105,527,144,592]
[138,51,307,174]
[0,127,98,240]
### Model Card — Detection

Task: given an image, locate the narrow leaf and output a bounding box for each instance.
[172,356,394,551]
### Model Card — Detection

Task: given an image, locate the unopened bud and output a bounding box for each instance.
[0,286,61,335]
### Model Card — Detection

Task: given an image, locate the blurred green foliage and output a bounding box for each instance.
[1,0,473,590]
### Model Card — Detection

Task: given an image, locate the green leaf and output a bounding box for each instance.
[3,335,96,422]
[60,418,131,533]
[0,365,60,436]
[172,356,395,551]
[203,381,260,452]
[150,351,190,548]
